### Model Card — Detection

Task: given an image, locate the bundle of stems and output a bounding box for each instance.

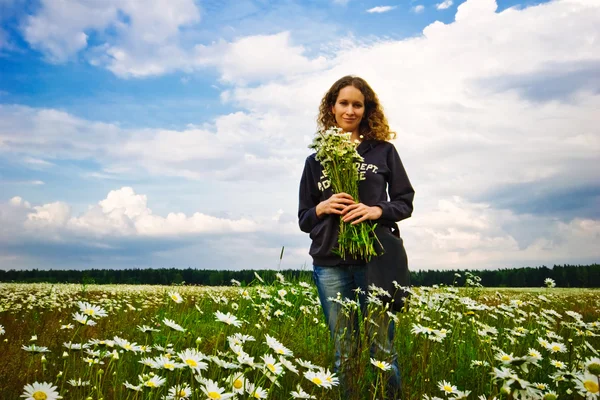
[309,127,379,261]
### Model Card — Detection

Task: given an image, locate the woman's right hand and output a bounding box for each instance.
[316,193,355,218]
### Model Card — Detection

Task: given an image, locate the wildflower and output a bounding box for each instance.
[230,279,241,286]
[574,372,599,398]
[60,324,73,330]
[438,380,457,395]
[22,344,50,353]
[262,354,284,375]
[265,334,293,356]
[21,382,62,400]
[542,390,558,400]
[215,311,242,327]
[113,336,141,352]
[72,312,96,326]
[544,278,556,288]
[296,358,319,370]
[168,291,183,304]
[200,379,235,399]
[304,369,331,388]
[547,342,567,354]
[585,357,600,375]
[226,372,247,394]
[77,301,108,318]
[166,384,192,399]
[290,384,316,399]
[0,325,4,335]
[123,381,142,392]
[279,356,299,374]
[526,348,543,364]
[142,375,166,388]
[370,358,391,371]
[67,378,90,387]
[163,318,185,332]
[550,359,566,369]
[137,325,159,333]
[246,383,268,399]
[178,349,208,372]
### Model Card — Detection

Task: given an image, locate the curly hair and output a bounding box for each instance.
[317,75,396,141]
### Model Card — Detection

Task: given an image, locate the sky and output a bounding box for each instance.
[0,0,599,272]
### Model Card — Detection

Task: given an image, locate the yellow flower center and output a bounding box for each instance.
[146,382,156,388]
[276,349,284,354]
[208,392,221,399]
[233,379,243,389]
[86,309,95,315]
[164,363,174,369]
[178,389,187,397]
[125,344,132,350]
[444,385,453,393]
[171,295,178,301]
[267,363,276,373]
[186,359,198,367]
[584,380,599,393]
[551,345,560,351]
[312,377,322,385]
[501,355,511,361]
[377,362,385,369]
[32,392,47,400]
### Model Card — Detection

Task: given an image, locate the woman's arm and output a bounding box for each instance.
[375,145,415,222]
[298,157,323,233]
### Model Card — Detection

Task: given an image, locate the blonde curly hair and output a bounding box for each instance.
[317,75,396,141]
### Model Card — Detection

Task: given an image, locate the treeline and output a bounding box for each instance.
[0,264,598,287]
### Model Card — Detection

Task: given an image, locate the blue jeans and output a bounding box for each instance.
[313,264,401,395]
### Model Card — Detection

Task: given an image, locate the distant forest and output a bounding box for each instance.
[0,264,598,288]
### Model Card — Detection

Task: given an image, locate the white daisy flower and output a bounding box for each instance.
[166,383,192,399]
[370,358,391,371]
[262,354,283,375]
[163,318,185,332]
[168,291,184,304]
[21,382,62,400]
[77,301,108,318]
[290,384,316,399]
[215,311,243,327]
[200,379,235,399]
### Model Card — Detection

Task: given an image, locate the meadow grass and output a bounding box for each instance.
[0,274,599,399]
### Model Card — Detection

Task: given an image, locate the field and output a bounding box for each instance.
[0,275,599,400]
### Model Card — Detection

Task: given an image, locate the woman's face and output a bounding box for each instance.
[331,85,365,135]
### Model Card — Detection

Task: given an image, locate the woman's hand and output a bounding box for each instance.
[316,193,356,217]
[341,203,382,225]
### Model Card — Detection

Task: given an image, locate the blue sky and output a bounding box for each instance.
[1,0,599,271]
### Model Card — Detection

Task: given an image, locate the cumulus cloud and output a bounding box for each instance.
[2,0,599,270]
[366,6,396,14]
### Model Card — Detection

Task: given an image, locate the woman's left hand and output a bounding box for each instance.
[341,203,382,224]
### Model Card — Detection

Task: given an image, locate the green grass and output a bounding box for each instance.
[0,278,599,399]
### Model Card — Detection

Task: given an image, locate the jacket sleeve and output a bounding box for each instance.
[298,157,322,233]
[376,145,415,222]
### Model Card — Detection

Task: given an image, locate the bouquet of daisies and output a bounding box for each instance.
[309,127,380,261]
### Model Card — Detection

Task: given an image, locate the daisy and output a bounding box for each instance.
[21,382,62,400]
[227,372,247,394]
[142,375,166,388]
[265,334,293,356]
[495,350,515,365]
[123,381,143,392]
[200,379,235,400]
[526,348,543,364]
[574,372,599,398]
[246,383,268,399]
[72,312,96,326]
[370,358,391,371]
[67,378,90,387]
[296,358,319,370]
[0,324,4,335]
[163,318,185,332]
[137,325,159,333]
[77,301,108,318]
[547,342,567,354]
[279,355,299,374]
[320,368,339,387]
[438,380,457,395]
[168,291,184,304]
[22,344,50,353]
[215,311,242,328]
[304,370,332,389]
[585,357,600,375]
[166,384,192,399]
[290,384,316,399]
[550,359,566,369]
[262,354,283,375]
[178,349,208,372]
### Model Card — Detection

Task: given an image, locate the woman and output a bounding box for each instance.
[298,75,414,398]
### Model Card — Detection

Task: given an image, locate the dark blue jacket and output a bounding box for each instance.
[298,139,415,266]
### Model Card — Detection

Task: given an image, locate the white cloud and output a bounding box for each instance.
[2,0,599,270]
[412,5,425,14]
[366,6,397,14]
[436,0,453,10]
